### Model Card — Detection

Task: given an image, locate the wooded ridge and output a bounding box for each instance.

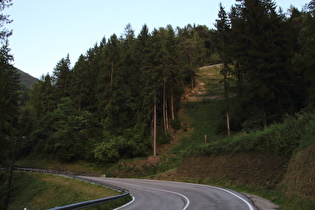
[1,0,315,208]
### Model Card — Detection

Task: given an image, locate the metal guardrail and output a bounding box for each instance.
[48,193,130,210]
[9,166,130,209]
[13,166,97,176]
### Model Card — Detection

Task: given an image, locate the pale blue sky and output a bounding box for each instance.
[7,0,310,78]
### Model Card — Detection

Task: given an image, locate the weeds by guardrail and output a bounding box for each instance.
[9,166,131,209]
[48,193,130,210]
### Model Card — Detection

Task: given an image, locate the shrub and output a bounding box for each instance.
[94,141,120,163]
[193,112,313,156]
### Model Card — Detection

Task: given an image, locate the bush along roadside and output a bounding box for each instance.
[192,112,313,156]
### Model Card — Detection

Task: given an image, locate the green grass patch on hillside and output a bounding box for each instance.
[7,172,129,210]
[202,65,224,96]
[193,112,314,156]
[171,99,226,155]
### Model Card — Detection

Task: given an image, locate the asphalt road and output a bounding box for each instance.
[78,176,257,210]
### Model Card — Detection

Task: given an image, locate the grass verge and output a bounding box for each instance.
[7,172,128,210]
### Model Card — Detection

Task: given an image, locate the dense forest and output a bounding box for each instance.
[1,0,315,202]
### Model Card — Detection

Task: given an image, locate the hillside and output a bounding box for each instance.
[15,68,38,88]
[106,65,315,209]
[14,65,315,209]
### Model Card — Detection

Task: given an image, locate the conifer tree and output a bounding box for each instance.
[295,0,315,104]
[0,1,20,208]
[136,24,152,122]
[0,0,18,166]
[53,54,72,100]
[146,28,163,156]
[31,74,56,117]
[100,34,125,132]
[230,0,296,128]
[84,44,102,112]
[106,34,120,88]
[215,3,232,136]
[165,25,183,122]
[71,54,89,111]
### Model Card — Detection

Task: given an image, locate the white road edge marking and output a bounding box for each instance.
[114,195,135,210]
[85,177,252,210]
[171,180,255,210]
[106,180,190,210]
[144,186,190,210]
[209,186,255,210]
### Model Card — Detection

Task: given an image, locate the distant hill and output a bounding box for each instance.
[15,68,38,88]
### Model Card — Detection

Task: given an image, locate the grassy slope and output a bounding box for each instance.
[7,172,125,210]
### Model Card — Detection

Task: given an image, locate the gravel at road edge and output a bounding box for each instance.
[244,193,280,210]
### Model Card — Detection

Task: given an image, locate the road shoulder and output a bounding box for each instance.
[243,193,280,210]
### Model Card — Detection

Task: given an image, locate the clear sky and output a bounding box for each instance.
[6,0,310,78]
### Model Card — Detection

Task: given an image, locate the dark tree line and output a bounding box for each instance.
[2,0,315,167]
[0,0,20,208]
[27,24,215,161]
[214,0,315,133]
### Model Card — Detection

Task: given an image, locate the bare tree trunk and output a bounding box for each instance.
[236,62,243,99]
[191,75,194,89]
[165,100,169,130]
[223,63,231,136]
[163,82,167,133]
[226,111,231,136]
[262,105,268,130]
[171,89,175,120]
[153,91,157,157]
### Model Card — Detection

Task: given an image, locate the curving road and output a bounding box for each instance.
[78,176,257,210]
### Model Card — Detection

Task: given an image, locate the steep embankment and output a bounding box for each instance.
[167,153,288,188]
[282,143,315,201]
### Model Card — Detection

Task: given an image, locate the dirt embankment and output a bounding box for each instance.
[154,144,315,204]
[156,152,289,189]
[282,143,315,201]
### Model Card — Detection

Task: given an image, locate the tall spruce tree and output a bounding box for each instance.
[295,0,315,104]
[0,0,20,208]
[144,28,164,156]
[53,54,72,100]
[84,44,102,112]
[136,24,152,123]
[31,74,56,118]
[165,25,183,122]
[71,54,89,111]
[0,0,18,165]
[215,3,232,136]
[231,0,296,129]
